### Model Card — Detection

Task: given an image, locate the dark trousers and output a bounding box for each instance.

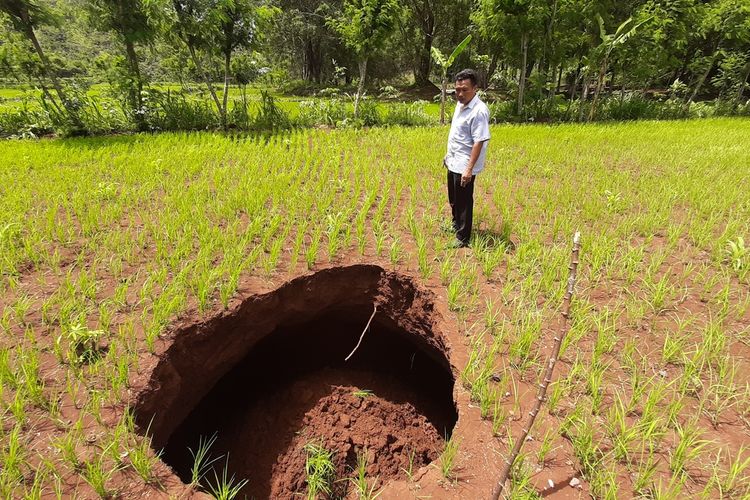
[447,169,475,244]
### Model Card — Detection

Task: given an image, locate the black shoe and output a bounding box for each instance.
[446,238,469,249]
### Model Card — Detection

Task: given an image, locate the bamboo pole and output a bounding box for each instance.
[490,231,581,499]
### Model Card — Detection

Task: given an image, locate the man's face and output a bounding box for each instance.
[454,78,476,105]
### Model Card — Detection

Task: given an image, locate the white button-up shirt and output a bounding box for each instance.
[444,94,491,175]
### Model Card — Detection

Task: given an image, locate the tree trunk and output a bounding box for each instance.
[303,38,322,83]
[518,31,528,115]
[588,55,608,122]
[735,61,750,106]
[440,74,447,125]
[222,50,231,129]
[686,44,721,108]
[555,63,563,94]
[415,19,434,87]
[23,23,81,125]
[487,53,499,89]
[187,45,223,123]
[124,38,144,128]
[579,74,589,122]
[354,58,367,118]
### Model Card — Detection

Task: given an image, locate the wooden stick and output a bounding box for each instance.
[490,231,581,499]
[345,304,378,361]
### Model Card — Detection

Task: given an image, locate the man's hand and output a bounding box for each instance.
[461,166,473,187]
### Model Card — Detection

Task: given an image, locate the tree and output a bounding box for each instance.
[329,0,400,117]
[164,0,224,124]
[0,0,81,124]
[685,0,750,108]
[215,1,275,127]
[588,13,651,121]
[471,0,545,115]
[430,34,471,124]
[86,0,157,128]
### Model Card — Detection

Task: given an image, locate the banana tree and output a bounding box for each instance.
[588,14,651,121]
[431,34,472,124]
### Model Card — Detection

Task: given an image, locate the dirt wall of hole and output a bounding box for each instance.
[134,264,454,449]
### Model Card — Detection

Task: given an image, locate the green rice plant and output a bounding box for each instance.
[304,441,336,500]
[188,433,221,487]
[401,447,416,480]
[439,434,460,481]
[662,331,688,365]
[632,442,659,496]
[699,379,740,429]
[206,456,249,500]
[714,445,750,496]
[305,228,322,270]
[81,443,121,498]
[483,298,502,332]
[605,392,634,463]
[535,428,557,466]
[446,277,463,312]
[700,318,728,366]
[592,307,619,357]
[439,257,454,285]
[585,359,608,414]
[389,237,402,266]
[509,312,541,371]
[669,421,711,477]
[349,450,382,500]
[491,399,507,437]
[589,462,619,499]
[507,454,540,499]
[651,473,686,499]
[128,430,161,484]
[644,273,674,313]
[1,424,25,487]
[725,236,747,271]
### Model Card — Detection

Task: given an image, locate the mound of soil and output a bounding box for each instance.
[271,383,442,498]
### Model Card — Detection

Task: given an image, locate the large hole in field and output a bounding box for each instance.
[134,265,457,498]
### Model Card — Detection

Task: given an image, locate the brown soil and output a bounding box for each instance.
[269,382,441,498]
[134,265,457,498]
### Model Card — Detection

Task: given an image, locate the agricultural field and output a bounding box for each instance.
[1,117,749,499]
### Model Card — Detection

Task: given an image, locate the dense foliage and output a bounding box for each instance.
[1,0,749,134]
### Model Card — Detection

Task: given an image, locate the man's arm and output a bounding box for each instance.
[461,140,488,186]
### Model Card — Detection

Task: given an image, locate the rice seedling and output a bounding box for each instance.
[304,441,336,500]
[670,421,711,477]
[349,450,382,500]
[188,433,221,487]
[206,456,249,500]
[1,118,750,499]
[439,434,460,481]
[81,443,121,498]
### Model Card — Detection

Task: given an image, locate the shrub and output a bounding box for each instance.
[253,91,291,130]
[383,101,432,126]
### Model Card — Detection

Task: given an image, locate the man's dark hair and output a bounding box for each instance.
[454,69,478,86]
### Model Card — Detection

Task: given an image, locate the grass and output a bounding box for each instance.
[303,441,336,500]
[0,118,749,497]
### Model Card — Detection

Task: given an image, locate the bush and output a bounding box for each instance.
[295,99,347,127]
[279,79,322,96]
[487,101,516,123]
[0,107,53,138]
[355,98,381,127]
[145,90,218,131]
[383,101,433,126]
[253,91,291,130]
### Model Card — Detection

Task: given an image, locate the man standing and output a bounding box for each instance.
[444,69,491,248]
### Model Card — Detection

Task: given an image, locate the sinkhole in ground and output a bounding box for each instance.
[134,265,458,498]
